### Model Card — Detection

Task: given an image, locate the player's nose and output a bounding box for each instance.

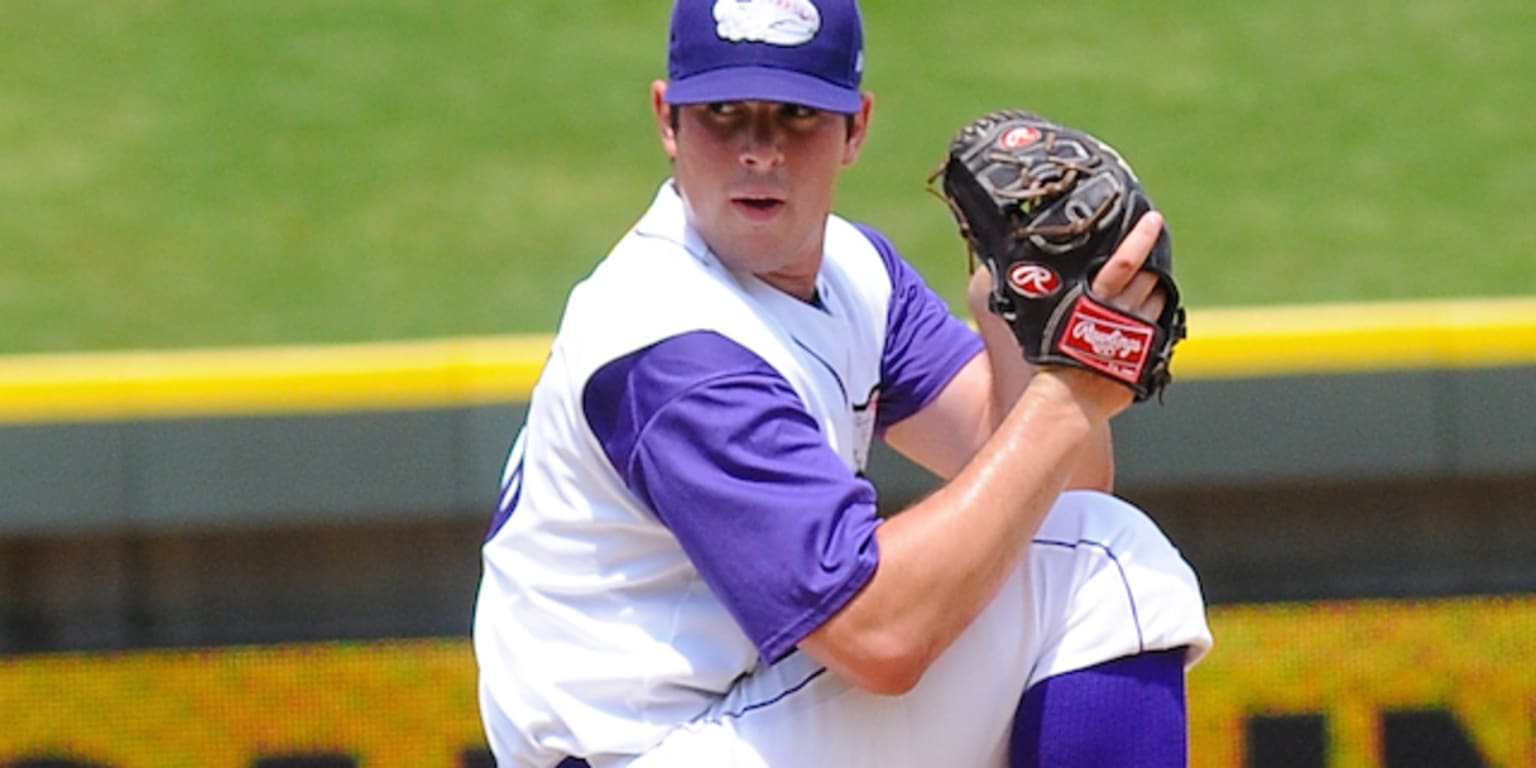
[739,106,785,170]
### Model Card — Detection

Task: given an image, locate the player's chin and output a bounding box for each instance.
[715,235,797,275]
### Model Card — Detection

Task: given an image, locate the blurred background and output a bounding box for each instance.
[1,0,1533,765]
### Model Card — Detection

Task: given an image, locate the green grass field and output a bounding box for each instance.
[3,0,1533,354]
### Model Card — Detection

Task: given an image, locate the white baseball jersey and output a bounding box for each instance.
[473,181,1212,768]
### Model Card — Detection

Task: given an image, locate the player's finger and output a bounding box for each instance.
[1117,271,1162,315]
[1102,271,1166,323]
[1143,291,1167,321]
[1132,277,1167,322]
[1091,211,1164,297]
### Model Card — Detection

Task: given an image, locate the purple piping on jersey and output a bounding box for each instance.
[1032,538,1146,654]
[485,437,526,540]
[485,471,517,541]
[720,664,829,721]
[583,331,882,662]
[853,223,983,432]
[792,336,847,402]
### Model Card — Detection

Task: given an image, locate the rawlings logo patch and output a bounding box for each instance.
[714,0,821,45]
[999,125,1041,149]
[1058,297,1154,384]
[1007,262,1060,298]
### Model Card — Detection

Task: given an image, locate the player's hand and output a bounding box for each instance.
[966,261,1011,336]
[1042,211,1170,420]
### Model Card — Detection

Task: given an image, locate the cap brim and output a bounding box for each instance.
[666,67,862,114]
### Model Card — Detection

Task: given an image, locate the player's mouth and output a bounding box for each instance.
[731,195,786,220]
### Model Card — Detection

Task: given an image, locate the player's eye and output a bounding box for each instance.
[781,103,820,120]
[706,101,742,117]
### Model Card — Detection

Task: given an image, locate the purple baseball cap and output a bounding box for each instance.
[666,0,865,114]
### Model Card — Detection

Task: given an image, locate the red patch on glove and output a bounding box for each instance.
[1057,296,1154,385]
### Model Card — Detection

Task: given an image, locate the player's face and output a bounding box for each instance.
[652,82,872,300]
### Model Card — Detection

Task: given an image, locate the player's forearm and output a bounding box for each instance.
[802,374,1099,694]
[976,316,1035,432]
[1062,423,1111,492]
[974,277,1113,490]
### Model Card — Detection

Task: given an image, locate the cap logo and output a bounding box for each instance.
[713,0,821,46]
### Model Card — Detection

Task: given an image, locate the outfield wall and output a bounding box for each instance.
[3,297,1533,533]
[1,300,1532,610]
[1,299,1533,643]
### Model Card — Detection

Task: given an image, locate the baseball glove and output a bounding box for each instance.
[931,109,1185,402]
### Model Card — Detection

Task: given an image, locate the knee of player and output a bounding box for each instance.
[1037,491,1213,670]
[1048,490,1204,600]
[1051,490,1171,547]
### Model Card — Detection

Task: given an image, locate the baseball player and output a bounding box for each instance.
[472,0,1212,766]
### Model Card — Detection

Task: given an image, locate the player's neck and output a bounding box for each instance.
[755,270,820,304]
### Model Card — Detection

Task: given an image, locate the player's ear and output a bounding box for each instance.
[841,93,875,166]
[652,80,678,159]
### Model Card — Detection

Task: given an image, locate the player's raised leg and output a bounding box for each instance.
[1008,489,1211,767]
[617,490,1209,768]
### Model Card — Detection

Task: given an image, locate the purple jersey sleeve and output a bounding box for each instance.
[854,223,983,432]
[582,331,882,663]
